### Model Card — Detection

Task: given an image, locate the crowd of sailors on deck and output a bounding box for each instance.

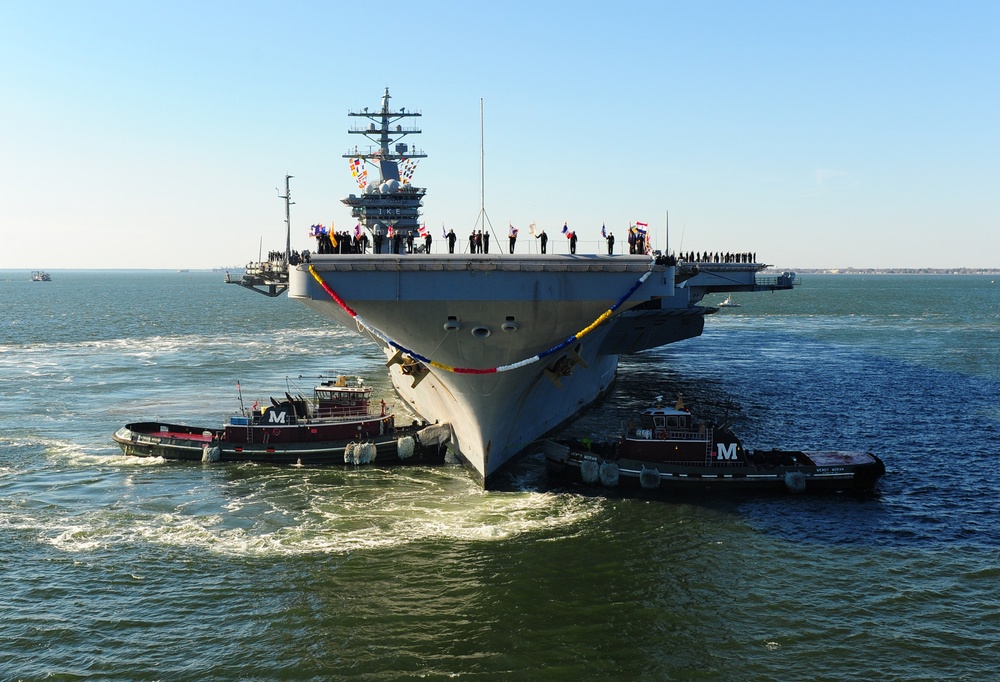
[246,250,308,271]
[312,227,602,256]
[309,228,617,256]
[681,251,757,264]
[315,231,371,254]
[310,227,755,260]
[261,250,306,265]
[468,230,490,254]
[626,231,645,254]
[309,229,451,255]
[370,229,434,255]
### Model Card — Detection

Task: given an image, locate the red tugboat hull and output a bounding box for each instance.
[113,421,448,467]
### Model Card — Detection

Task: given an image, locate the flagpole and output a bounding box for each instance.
[665,210,669,257]
[480,98,484,227]
[473,97,497,254]
[278,174,293,265]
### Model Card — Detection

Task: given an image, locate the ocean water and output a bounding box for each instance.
[2,270,999,680]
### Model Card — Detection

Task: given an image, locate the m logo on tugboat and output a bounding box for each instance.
[267,409,288,424]
[717,443,738,460]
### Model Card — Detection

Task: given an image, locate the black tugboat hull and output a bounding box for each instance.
[543,440,886,494]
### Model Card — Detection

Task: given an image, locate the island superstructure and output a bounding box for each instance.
[232,88,797,487]
[340,87,426,247]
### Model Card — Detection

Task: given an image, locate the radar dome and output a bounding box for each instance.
[381,179,400,194]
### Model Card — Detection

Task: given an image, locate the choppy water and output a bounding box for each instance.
[2,270,999,680]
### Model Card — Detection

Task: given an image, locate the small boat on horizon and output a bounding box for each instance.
[113,375,451,467]
[543,394,885,494]
[31,271,51,282]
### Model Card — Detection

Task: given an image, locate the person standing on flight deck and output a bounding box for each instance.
[606,231,614,255]
[538,229,548,254]
[447,229,457,253]
[569,231,578,254]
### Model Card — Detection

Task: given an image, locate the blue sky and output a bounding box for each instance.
[2,1,997,269]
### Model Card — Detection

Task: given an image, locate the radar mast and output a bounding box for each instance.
[342,88,427,249]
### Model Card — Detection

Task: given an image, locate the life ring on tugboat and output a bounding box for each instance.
[272,428,282,437]
[655,429,667,440]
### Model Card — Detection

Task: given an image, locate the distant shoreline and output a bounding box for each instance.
[3,266,1000,276]
[766,267,1000,275]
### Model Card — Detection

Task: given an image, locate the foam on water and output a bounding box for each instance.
[40,485,604,557]
[5,441,607,558]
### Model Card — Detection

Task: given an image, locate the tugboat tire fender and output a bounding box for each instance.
[397,435,415,460]
[784,470,807,494]
[599,461,620,487]
[202,444,221,463]
[639,466,661,489]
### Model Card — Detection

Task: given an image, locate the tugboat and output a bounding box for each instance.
[113,376,451,466]
[31,271,51,282]
[543,395,885,493]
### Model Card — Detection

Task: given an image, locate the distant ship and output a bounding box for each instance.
[231,88,797,487]
[31,271,51,282]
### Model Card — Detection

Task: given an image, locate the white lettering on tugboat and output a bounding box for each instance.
[717,443,738,460]
[267,411,287,424]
